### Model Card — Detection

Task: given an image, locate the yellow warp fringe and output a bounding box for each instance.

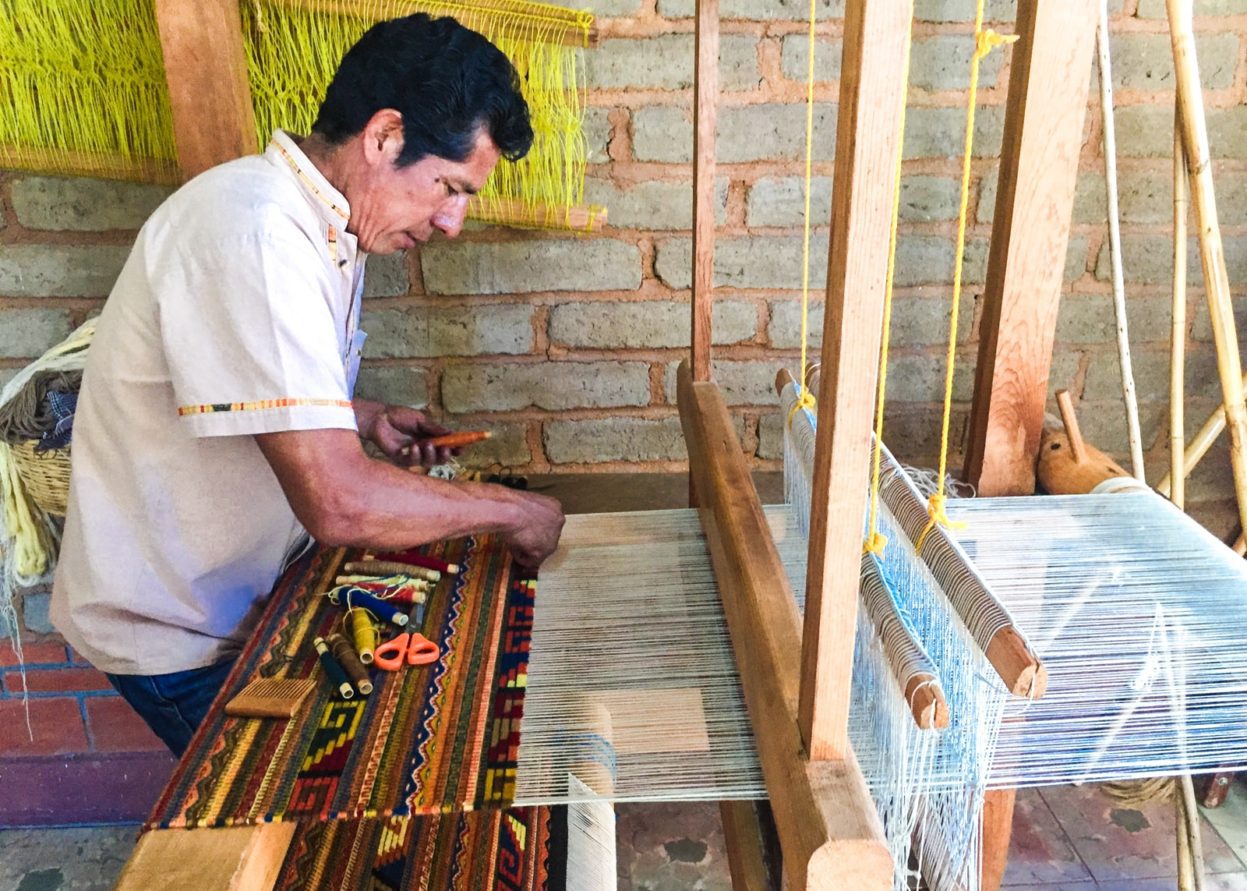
[0,0,600,231]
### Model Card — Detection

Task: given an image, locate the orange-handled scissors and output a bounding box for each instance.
[374,630,439,669]
[373,604,440,670]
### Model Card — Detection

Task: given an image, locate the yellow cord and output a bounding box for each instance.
[916,6,1017,554]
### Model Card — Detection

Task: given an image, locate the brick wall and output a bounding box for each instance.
[2,0,1247,817]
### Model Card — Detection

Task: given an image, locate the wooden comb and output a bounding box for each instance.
[224,678,316,719]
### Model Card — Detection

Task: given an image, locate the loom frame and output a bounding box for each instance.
[684,1,1098,889]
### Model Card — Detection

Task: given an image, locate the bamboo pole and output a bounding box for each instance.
[1165,0,1247,541]
[1171,107,1189,512]
[1096,0,1146,481]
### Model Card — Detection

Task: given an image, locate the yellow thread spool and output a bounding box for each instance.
[351,609,377,664]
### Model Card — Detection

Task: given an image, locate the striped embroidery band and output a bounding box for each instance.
[272,140,349,222]
[178,397,353,416]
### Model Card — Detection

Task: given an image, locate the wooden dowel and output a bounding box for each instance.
[1171,105,1190,511]
[904,674,950,730]
[0,145,181,185]
[1166,0,1247,541]
[469,199,607,231]
[986,626,1048,699]
[278,0,599,47]
[1055,390,1088,465]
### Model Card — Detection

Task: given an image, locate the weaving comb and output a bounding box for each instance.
[224,678,316,719]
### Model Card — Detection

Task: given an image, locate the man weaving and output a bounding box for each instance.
[50,14,565,756]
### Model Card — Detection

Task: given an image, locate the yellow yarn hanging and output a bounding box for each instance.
[0,0,179,183]
[242,0,602,231]
[0,0,601,231]
[915,5,1016,555]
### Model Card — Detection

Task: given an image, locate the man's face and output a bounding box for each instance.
[349,128,501,255]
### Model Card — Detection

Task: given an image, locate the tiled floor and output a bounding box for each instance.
[5,785,1247,889]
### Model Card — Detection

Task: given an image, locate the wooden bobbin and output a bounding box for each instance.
[568,697,616,799]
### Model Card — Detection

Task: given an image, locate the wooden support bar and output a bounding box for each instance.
[800,0,914,763]
[678,361,891,891]
[963,1,1098,497]
[689,0,718,382]
[115,824,296,891]
[154,0,258,180]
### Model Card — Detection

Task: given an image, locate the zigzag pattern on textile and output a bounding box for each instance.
[148,534,536,828]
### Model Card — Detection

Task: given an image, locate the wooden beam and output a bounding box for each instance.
[678,362,891,891]
[115,824,296,891]
[962,0,1098,497]
[689,0,719,382]
[799,0,914,761]
[960,5,1098,890]
[154,0,258,180]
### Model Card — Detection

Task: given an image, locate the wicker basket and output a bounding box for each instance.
[9,439,71,517]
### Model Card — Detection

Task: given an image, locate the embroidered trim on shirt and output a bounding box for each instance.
[272,139,349,223]
[178,398,354,416]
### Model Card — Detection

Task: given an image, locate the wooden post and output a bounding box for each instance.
[961,4,1098,890]
[154,0,258,179]
[962,1,1098,497]
[689,0,718,382]
[799,0,914,761]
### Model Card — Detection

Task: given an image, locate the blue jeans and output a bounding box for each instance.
[105,659,236,756]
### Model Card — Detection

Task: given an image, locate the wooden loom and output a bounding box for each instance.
[114,0,1098,887]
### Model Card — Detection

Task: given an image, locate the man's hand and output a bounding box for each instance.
[503,491,566,569]
[358,402,456,467]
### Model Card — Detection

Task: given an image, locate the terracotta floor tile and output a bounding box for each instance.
[1040,782,1244,882]
[1004,787,1092,886]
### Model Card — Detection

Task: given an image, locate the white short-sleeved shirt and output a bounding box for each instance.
[51,132,368,675]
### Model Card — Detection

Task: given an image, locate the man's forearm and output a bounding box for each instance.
[256,426,533,552]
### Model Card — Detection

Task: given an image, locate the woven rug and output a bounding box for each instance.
[272,806,562,891]
[148,534,535,828]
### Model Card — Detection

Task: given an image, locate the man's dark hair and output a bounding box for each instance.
[312,14,533,166]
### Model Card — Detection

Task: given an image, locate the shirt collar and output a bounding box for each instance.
[266,130,351,227]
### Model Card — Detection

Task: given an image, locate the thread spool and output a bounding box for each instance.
[327,633,373,695]
[343,560,441,583]
[334,588,406,626]
[350,608,377,664]
[312,636,354,699]
[373,552,460,575]
[335,574,431,592]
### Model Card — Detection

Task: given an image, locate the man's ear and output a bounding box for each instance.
[361,109,405,166]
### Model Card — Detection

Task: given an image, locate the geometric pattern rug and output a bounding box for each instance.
[272,806,562,891]
[146,534,535,828]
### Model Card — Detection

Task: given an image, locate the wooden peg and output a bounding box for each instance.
[1055,390,1087,464]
